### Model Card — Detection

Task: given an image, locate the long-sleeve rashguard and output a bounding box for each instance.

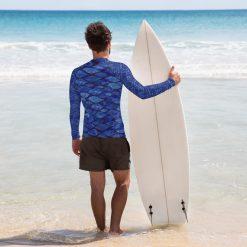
[69,57,175,140]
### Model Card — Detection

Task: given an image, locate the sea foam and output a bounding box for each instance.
[0,40,247,81]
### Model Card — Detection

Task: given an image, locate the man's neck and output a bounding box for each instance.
[92,51,109,59]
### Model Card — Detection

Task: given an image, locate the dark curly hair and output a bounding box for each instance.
[85,21,112,53]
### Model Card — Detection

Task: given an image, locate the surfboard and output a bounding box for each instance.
[128,20,190,225]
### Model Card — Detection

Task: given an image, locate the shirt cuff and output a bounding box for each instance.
[72,133,80,140]
[168,77,176,87]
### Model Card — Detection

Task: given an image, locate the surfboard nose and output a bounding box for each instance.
[141,19,152,32]
[141,19,148,27]
[142,19,147,24]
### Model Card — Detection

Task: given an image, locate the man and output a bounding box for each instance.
[69,21,181,235]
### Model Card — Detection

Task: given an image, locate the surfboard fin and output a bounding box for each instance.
[149,204,153,225]
[181,200,188,223]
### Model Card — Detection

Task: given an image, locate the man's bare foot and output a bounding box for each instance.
[108,228,123,235]
[97,226,108,233]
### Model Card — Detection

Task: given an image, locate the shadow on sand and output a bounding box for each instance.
[0,229,109,246]
[0,226,160,246]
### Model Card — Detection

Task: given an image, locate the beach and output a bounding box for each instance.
[0,10,247,246]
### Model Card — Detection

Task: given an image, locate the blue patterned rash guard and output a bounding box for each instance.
[69,57,176,140]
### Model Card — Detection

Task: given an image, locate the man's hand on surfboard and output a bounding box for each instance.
[72,139,81,157]
[168,66,181,85]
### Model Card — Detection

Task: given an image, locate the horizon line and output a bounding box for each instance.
[0,8,246,11]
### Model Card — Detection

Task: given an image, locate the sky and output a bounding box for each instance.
[0,0,246,10]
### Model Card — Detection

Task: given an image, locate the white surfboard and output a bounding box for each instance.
[128,20,190,225]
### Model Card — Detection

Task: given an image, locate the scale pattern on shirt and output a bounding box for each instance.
[69,57,175,140]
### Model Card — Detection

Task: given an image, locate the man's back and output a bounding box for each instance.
[70,57,126,138]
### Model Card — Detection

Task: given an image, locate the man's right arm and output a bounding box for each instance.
[69,70,81,140]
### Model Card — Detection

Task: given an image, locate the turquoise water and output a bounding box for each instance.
[0,10,247,246]
[0,10,247,42]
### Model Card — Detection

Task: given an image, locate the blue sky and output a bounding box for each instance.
[0,0,246,10]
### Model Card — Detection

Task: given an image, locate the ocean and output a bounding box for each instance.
[0,10,246,246]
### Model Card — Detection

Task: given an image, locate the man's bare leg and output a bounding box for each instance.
[110,169,130,234]
[89,171,106,231]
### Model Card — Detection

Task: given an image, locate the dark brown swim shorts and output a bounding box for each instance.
[79,137,131,172]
